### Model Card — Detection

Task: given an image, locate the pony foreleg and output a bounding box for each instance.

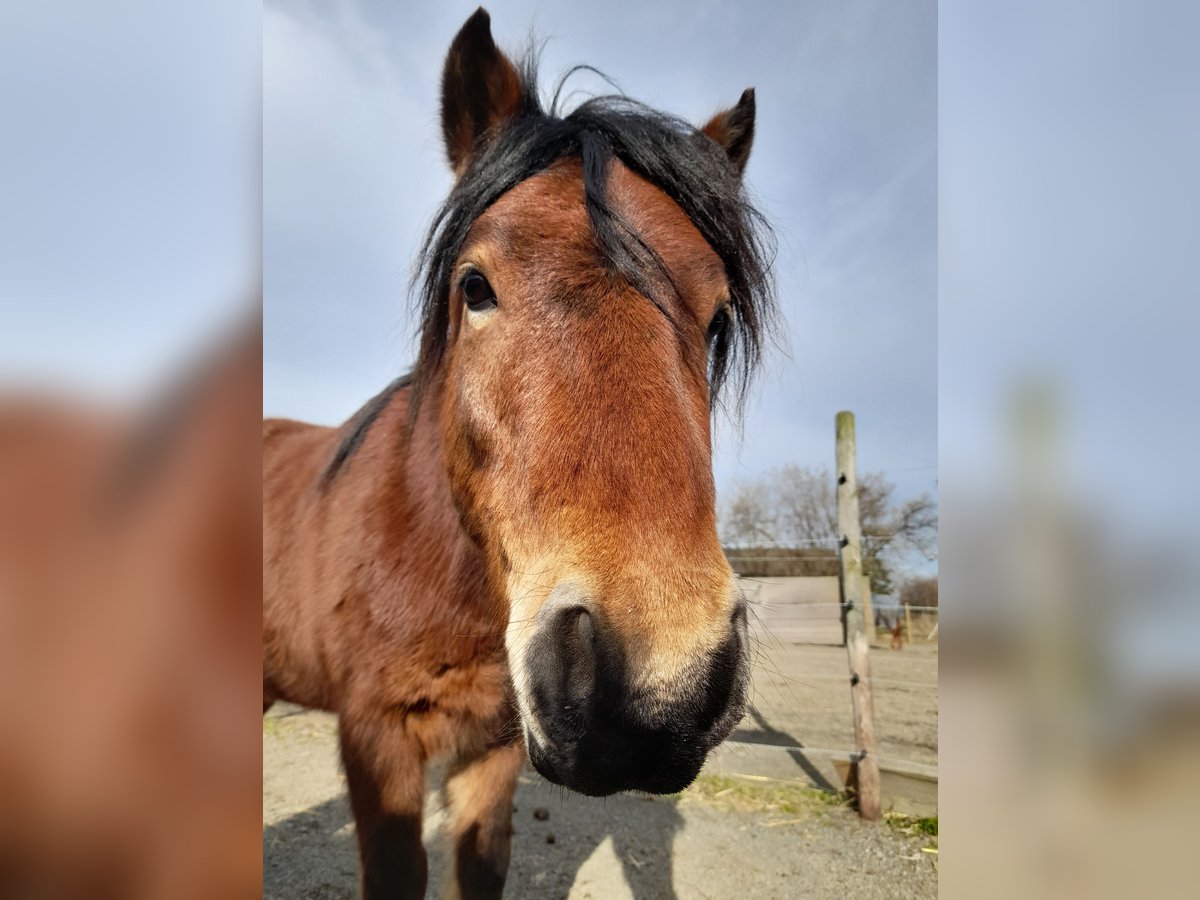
[441,738,525,900]
[339,716,429,900]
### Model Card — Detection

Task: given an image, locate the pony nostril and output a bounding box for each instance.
[561,608,596,704]
[575,608,595,645]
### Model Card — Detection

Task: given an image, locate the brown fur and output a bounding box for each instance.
[264,9,759,897]
[700,88,757,175]
[445,160,736,675]
[440,8,526,178]
[0,321,262,898]
[262,159,743,897]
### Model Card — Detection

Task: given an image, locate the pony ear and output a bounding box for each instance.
[441,8,526,177]
[699,88,756,176]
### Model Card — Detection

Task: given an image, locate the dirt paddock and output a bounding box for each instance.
[263,641,938,899]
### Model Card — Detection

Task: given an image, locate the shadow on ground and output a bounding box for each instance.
[728,704,840,792]
[263,704,842,899]
[263,796,358,900]
[263,780,686,899]
[506,782,685,899]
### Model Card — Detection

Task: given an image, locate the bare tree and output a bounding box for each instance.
[900,576,938,608]
[721,479,779,546]
[720,465,937,594]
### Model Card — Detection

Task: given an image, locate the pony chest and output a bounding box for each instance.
[366,651,513,728]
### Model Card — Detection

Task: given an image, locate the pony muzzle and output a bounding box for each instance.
[516,584,749,796]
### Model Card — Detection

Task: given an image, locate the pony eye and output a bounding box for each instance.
[461,272,498,312]
[707,307,730,344]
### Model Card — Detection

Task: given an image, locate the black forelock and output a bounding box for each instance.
[411,53,777,419]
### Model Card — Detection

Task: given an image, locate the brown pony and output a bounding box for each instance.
[263,9,775,899]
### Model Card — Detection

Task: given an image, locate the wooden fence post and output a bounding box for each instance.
[836,411,882,821]
[861,575,874,644]
[905,603,913,644]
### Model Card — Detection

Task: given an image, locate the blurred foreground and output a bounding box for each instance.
[0,318,263,897]
[0,3,260,893]
[941,2,1200,894]
[940,382,1200,899]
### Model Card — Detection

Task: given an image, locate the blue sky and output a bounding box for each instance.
[263,0,937,518]
[0,1,257,396]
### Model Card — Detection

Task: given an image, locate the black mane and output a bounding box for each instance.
[319,373,411,487]
[324,57,777,489]
[412,55,777,417]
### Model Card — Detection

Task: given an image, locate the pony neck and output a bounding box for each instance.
[393,379,500,623]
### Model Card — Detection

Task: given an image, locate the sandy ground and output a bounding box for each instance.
[733,639,939,766]
[263,643,938,899]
